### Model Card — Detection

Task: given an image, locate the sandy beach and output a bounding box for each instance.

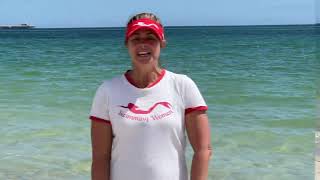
[316,154,320,179]
[317,160,319,180]
[316,131,320,179]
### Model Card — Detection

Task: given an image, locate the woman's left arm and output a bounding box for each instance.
[185,110,212,180]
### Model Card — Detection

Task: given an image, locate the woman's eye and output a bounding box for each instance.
[146,36,157,41]
[131,38,140,42]
[129,35,157,43]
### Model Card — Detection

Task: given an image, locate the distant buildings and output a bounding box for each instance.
[0,24,35,29]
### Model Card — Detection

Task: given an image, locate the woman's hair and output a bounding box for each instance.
[127,12,163,27]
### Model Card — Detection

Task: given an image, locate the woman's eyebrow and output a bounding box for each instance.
[131,32,139,36]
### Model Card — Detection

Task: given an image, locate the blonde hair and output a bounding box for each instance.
[127,12,163,27]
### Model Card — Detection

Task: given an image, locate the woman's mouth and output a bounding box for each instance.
[137,51,151,57]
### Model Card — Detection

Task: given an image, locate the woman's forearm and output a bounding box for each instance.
[190,150,211,180]
[92,158,110,180]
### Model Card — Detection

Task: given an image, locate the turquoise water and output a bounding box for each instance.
[0,25,318,179]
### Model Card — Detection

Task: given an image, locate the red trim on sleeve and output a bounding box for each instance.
[124,69,166,88]
[185,106,208,115]
[89,116,112,125]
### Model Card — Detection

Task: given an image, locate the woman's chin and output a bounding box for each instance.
[135,56,155,65]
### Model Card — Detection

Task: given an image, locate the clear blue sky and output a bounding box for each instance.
[0,0,317,28]
[317,0,320,23]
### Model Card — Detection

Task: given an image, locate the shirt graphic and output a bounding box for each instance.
[119,101,172,114]
[118,101,174,122]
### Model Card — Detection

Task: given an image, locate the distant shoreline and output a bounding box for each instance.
[0,24,35,29]
[10,23,316,30]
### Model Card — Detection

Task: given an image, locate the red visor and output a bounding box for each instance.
[125,18,164,42]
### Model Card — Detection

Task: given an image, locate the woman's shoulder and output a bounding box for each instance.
[165,70,193,84]
[96,74,124,90]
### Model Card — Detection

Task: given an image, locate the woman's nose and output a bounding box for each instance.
[137,39,148,47]
[139,38,148,44]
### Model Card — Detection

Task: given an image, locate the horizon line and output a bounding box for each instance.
[31,23,318,29]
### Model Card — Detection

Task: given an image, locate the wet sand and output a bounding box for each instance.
[316,131,320,180]
[316,160,319,179]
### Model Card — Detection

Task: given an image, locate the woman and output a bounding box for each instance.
[89,12,212,180]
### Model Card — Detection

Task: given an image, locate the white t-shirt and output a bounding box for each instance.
[90,69,207,180]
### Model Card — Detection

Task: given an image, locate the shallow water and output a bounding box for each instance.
[0,25,318,179]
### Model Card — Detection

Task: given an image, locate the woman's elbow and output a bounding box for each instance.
[193,147,213,160]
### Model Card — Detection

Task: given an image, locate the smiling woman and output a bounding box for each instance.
[89,12,212,180]
[125,14,166,81]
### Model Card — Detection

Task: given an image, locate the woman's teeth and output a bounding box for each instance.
[138,52,150,56]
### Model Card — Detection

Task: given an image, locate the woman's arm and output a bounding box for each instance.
[91,120,113,180]
[185,110,212,180]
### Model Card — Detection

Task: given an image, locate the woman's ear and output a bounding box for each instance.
[160,40,166,48]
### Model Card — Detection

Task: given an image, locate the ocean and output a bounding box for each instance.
[0,25,318,179]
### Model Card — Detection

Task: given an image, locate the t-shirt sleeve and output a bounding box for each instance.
[89,82,111,124]
[181,75,208,114]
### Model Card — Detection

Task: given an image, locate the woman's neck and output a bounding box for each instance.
[129,66,163,88]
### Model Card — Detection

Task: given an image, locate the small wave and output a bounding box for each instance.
[263,118,315,129]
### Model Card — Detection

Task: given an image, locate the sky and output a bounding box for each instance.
[317,0,320,23]
[0,0,318,28]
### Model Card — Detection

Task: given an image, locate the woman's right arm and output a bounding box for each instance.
[91,120,113,180]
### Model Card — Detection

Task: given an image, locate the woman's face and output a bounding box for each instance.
[126,29,165,67]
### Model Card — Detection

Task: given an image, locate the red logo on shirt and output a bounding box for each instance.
[120,102,172,114]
